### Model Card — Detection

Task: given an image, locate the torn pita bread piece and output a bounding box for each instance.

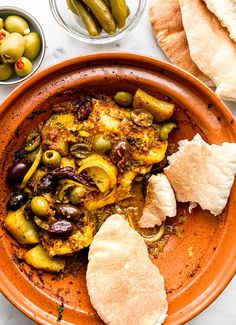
[179,0,236,102]
[139,174,176,228]
[203,0,236,42]
[164,134,236,216]
[149,0,214,86]
[86,214,168,325]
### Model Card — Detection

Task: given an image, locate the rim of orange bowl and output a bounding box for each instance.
[0,52,235,325]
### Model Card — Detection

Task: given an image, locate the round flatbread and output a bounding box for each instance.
[150,0,214,86]
[86,214,168,325]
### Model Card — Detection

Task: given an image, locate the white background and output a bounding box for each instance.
[0,1,235,324]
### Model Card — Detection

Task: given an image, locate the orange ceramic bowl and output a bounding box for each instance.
[0,53,235,325]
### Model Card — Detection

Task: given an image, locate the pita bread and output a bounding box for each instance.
[203,0,236,42]
[149,0,214,86]
[164,134,236,216]
[86,214,168,325]
[139,174,176,228]
[179,0,236,102]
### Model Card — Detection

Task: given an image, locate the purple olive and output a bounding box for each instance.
[7,161,29,184]
[48,220,74,237]
[110,140,131,170]
[8,189,28,210]
[56,204,82,220]
[75,96,94,121]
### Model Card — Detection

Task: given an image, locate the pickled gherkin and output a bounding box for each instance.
[82,0,116,35]
[69,0,102,36]
[109,0,127,29]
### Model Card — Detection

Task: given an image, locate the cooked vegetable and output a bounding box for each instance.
[60,157,76,169]
[140,223,165,243]
[82,0,116,35]
[43,150,62,169]
[5,206,40,245]
[133,89,175,122]
[78,154,117,192]
[69,0,102,36]
[24,132,41,152]
[4,15,30,35]
[109,0,127,29]
[30,196,52,218]
[93,134,111,154]
[160,122,177,141]
[20,147,42,189]
[7,161,29,184]
[85,170,136,210]
[24,244,65,272]
[131,109,154,127]
[113,91,133,107]
[58,182,75,203]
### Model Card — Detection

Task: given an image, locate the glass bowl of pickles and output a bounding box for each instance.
[0,7,46,85]
[49,0,146,44]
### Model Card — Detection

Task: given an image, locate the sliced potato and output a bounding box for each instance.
[24,244,65,272]
[5,207,40,245]
[133,89,175,122]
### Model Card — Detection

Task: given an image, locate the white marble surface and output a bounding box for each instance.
[0,0,235,324]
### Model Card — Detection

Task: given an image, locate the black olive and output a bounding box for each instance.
[75,96,94,121]
[110,140,131,170]
[48,220,74,237]
[56,204,82,220]
[8,190,28,210]
[7,161,29,184]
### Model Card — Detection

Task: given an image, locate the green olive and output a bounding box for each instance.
[113,91,133,107]
[5,15,30,35]
[14,57,32,77]
[43,150,61,169]
[0,33,25,63]
[0,29,10,44]
[160,122,177,141]
[0,62,14,80]
[93,134,111,153]
[69,186,87,205]
[0,18,4,30]
[70,143,93,159]
[31,196,51,218]
[23,32,41,60]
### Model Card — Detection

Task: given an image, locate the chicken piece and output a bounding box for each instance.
[139,174,176,228]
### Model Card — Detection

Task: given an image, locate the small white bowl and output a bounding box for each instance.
[0,6,46,85]
[49,0,146,44]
